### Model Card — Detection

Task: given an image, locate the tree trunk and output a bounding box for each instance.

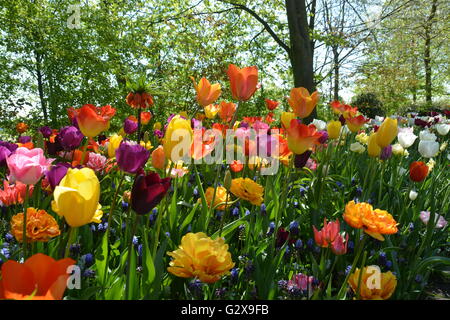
[424,0,438,105]
[35,50,48,123]
[285,0,316,123]
[332,46,339,101]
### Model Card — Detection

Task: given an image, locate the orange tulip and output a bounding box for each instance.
[190,77,221,107]
[345,114,369,133]
[218,101,236,123]
[287,87,319,119]
[286,119,322,155]
[151,145,166,169]
[227,64,258,101]
[330,101,358,117]
[77,104,116,138]
[0,253,75,300]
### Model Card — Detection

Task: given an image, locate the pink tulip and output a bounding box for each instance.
[420,211,448,229]
[6,147,53,185]
[331,233,349,255]
[313,218,340,248]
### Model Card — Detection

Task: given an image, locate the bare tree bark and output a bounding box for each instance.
[34,50,48,124]
[286,0,316,122]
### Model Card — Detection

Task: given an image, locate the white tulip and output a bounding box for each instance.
[436,123,450,136]
[397,128,417,148]
[419,129,437,141]
[312,119,326,131]
[409,190,418,201]
[392,143,405,156]
[350,142,366,153]
[418,140,439,158]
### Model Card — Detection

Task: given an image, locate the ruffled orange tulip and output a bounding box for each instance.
[77,104,116,138]
[227,64,258,101]
[286,119,322,155]
[190,77,221,107]
[0,253,75,300]
[343,200,398,241]
[288,87,319,119]
[218,101,236,123]
[10,208,60,243]
[330,101,358,117]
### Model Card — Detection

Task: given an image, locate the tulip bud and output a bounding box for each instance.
[281,112,296,129]
[409,190,418,201]
[123,191,131,203]
[151,145,166,170]
[143,131,150,143]
[224,170,232,191]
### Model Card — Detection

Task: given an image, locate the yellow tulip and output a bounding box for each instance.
[204,104,219,119]
[376,118,398,148]
[51,168,102,228]
[327,121,342,139]
[368,132,381,157]
[107,134,123,158]
[179,111,189,119]
[163,115,193,162]
[281,112,296,129]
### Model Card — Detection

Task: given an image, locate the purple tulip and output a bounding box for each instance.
[46,163,70,189]
[18,136,32,144]
[124,118,138,135]
[318,131,328,144]
[116,141,150,174]
[39,126,52,138]
[0,146,12,166]
[294,150,312,168]
[154,130,164,139]
[58,126,84,150]
[380,145,392,160]
[45,138,63,156]
[0,141,18,153]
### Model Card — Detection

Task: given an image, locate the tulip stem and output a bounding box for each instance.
[336,234,367,299]
[64,227,77,258]
[136,108,142,142]
[218,191,230,237]
[355,250,368,300]
[80,138,89,165]
[125,211,138,300]
[106,173,125,238]
[22,184,30,259]
[152,192,169,258]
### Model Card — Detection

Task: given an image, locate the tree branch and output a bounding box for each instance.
[217,0,290,54]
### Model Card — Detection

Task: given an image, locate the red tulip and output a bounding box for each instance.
[230,160,244,173]
[409,161,429,182]
[131,172,171,215]
[0,253,75,300]
[330,233,349,255]
[265,99,280,111]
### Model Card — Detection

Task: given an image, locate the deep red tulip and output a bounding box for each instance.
[131,172,171,215]
[409,161,428,182]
